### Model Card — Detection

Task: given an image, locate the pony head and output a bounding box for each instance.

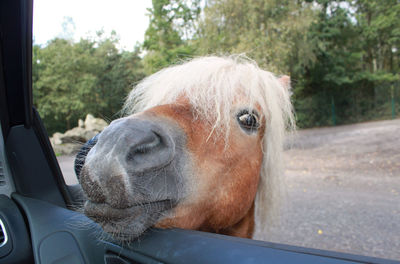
[77,55,294,242]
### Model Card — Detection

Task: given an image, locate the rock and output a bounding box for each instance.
[50,114,108,155]
[52,132,63,145]
[84,114,108,132]
[60,127,95,144]
[78,119,84,128]
[52,143,82,156]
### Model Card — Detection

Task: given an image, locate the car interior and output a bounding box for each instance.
[0,1,397,263]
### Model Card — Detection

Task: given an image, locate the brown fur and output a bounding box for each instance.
[139,103,264,238]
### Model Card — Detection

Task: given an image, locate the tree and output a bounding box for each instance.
[354,0,400,74]
[143,0,201,74]
[295,0,400,127]
[293,2,359,126]
[198,0,317,73]
[33,33,145,134]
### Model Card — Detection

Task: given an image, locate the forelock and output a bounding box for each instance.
[123,55,293,138]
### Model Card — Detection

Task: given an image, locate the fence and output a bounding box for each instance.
[294,81,400,128]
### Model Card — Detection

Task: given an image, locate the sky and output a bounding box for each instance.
[33,0,152,51]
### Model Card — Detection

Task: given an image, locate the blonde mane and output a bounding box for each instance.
[123,55,295,239]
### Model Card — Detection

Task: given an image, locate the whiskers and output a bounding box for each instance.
[65,196,175,247]
[65,202,96,231]
[65,201,125,246]
[97,113,114,125]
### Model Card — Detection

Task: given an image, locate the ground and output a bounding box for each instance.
[58,118,400,260]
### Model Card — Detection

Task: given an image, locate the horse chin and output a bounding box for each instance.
[84,199,175,241]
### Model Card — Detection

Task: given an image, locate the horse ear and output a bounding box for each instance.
[278,75,290,89]
[278,75,292,96]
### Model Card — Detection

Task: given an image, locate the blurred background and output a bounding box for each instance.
[33,0,400,260]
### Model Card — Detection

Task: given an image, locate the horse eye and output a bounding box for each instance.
[237,110,260,132]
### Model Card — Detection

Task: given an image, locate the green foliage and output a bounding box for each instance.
[192,0,399,127]
[142,0,201,74]
[198,0,317,73]
[33,0,400,133]
[293,0,400,127]
[354,0,400,73]
[33,32,145,135]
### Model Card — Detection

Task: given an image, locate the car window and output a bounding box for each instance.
[32,0,400,261]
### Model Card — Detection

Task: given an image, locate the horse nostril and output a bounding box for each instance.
[90,118,175,174]
[133,132,161,154]
[127,131,162,160]
[123,124,175,173]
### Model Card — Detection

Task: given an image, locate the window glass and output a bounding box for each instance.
[33,0,400,260]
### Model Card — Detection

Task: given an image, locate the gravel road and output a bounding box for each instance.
[57,118,400,260]
[268,119,400,260]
